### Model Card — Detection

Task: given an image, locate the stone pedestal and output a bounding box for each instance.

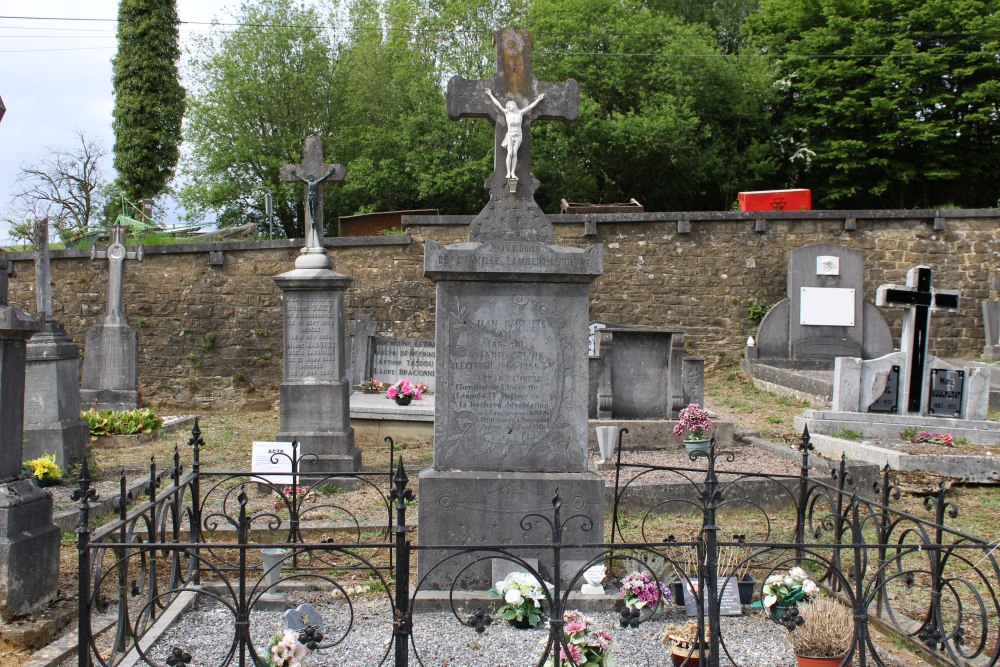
[273,268,360,473]
[0,479,61,620]
[418,241,605,589]
[80,322,139,411]
[24,319,88,465]
[0,306,40,476]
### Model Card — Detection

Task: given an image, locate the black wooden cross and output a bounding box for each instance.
[446,29,578,201]
[876,266,960,413]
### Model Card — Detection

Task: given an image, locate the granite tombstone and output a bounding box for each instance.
[23,219,88,465]
[0,249,61,620]
[419,29,604,589]
[273,136,360,472]
[983,301,1000,360]
[80,226,144,411]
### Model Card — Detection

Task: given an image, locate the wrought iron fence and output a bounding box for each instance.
[74,422,999,667]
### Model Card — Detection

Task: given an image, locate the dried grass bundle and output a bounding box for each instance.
[788,597,854,658]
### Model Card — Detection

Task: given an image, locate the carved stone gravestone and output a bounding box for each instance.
[0,250,61,620]
[24,219,88,465]
[273,136,360,472]
[80,226,144,411]
[749,244,892,365]
[983,301,1000,360]
[419,29,604,588]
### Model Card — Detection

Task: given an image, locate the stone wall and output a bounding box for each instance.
[7,209,998,410]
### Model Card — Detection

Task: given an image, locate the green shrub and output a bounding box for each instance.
[82,408,163,437]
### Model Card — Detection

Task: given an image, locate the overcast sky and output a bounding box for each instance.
[0,1,239,244]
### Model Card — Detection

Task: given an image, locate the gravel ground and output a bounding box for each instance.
[141,593,797,667]
[592,445,800,484]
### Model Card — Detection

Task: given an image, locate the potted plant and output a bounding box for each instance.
[547,610,615,666]
[23,453,61,487]
[620,570,671,613]
[662,621,709,666]
[674,403,712,456]
[489,572,551,629]
[786,597,853,666]
[385,378,423,406]
[763,566,818,622]
[356,378,385,394]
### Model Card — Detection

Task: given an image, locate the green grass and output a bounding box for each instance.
[831,429,862,441]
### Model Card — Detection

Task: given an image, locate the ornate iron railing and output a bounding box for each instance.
[75,422,999,667]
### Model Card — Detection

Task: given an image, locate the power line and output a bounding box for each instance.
[0,46,115,53]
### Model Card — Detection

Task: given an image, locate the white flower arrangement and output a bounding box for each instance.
[763,566,818,609]
[488,572,553,628]
[268,629,310,667]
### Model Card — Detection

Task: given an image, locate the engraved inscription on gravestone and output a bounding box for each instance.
[284,293,338,381]
[868,365,900,413]
[928,369,964,418]
[682,578,742,617]
[371,338,435,387]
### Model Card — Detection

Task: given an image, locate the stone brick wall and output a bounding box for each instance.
[7,209,998,410]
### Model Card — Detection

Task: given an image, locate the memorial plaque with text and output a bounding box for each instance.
[435,282,589,473]
[284,292,341,382]
[867,365,900,413]
[928,368,964,418]
[682,577,743,617]
[371,337,435,388]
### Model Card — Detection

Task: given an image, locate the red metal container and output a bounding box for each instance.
[738,189,811,211]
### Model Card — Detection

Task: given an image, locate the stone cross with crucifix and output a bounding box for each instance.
[280,136,345,270]
[446,29,579,243]
[91,226,144,326]
[876,265,960,413]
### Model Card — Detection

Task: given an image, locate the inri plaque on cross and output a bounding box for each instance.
[446,29,579,243]
[280,136,345,270]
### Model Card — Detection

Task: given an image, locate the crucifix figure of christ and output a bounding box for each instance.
[446,29,578,242]
[876,265,960,413]
[280,135,345,270]
[91,226,144,326]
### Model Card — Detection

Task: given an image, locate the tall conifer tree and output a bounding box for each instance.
[112,0,185,204]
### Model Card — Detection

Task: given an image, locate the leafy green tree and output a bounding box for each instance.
[112,0,185,204]
[180,0,338,236]
[527,0,782,211]
[748,0,1000,208]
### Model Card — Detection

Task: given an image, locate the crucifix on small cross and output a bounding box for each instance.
[280,136,345,270]
[91,226,144,326]
[446,29,578,242]
[876,265,960,413]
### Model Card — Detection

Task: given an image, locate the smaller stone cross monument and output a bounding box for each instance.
[24,219,88,464]
[274,137,359,472]
[0,248,61,620]
[81,226,144,411]
[280,135,346,270]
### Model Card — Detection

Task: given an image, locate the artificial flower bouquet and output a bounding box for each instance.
[23,453,61,487]
[619,571,671,611]
[762,566,818,610]
[386,378,423,401]
[673,403,712,441]
[489,572,552,628]
[266,626,323,667]
[273,485,316,511]
[549,610,616,667]
[357,378,385,393]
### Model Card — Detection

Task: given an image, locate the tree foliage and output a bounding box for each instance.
[3,131,108,243]
[748,0,1000,208]
[180,0,338,237]
[112,0,185,204]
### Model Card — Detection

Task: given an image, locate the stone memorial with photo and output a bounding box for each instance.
[418,29,604,589]
[0,249,61,621]
[23,219,88,465]
[748,244,892,366]
[80,226,144,411]
[273,136,360,473]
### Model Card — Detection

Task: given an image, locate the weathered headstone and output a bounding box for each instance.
[347,313,377,389]
[0,249,61,620]
[983,301,1000,360]
[419,29,603,588]
[23,219,88,465]
[749,244,892,365]
[80,226,144,411]
[273,136,359,472]
[370,337,435,389]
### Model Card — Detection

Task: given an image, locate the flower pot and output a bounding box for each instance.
[508,616,535,629]
[769,601,796,623]
[394,395,413,406]
[670,582,686,606]
[737,575,756,605]
[683,438,710,456]
[670,648,708,666]
[796,655,847,667]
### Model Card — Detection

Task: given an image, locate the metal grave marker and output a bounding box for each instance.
[928,369,965,418]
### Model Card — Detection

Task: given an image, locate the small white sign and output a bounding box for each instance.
[816,255,840,276]
[800,287,855,326]
[251,441,295,486]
